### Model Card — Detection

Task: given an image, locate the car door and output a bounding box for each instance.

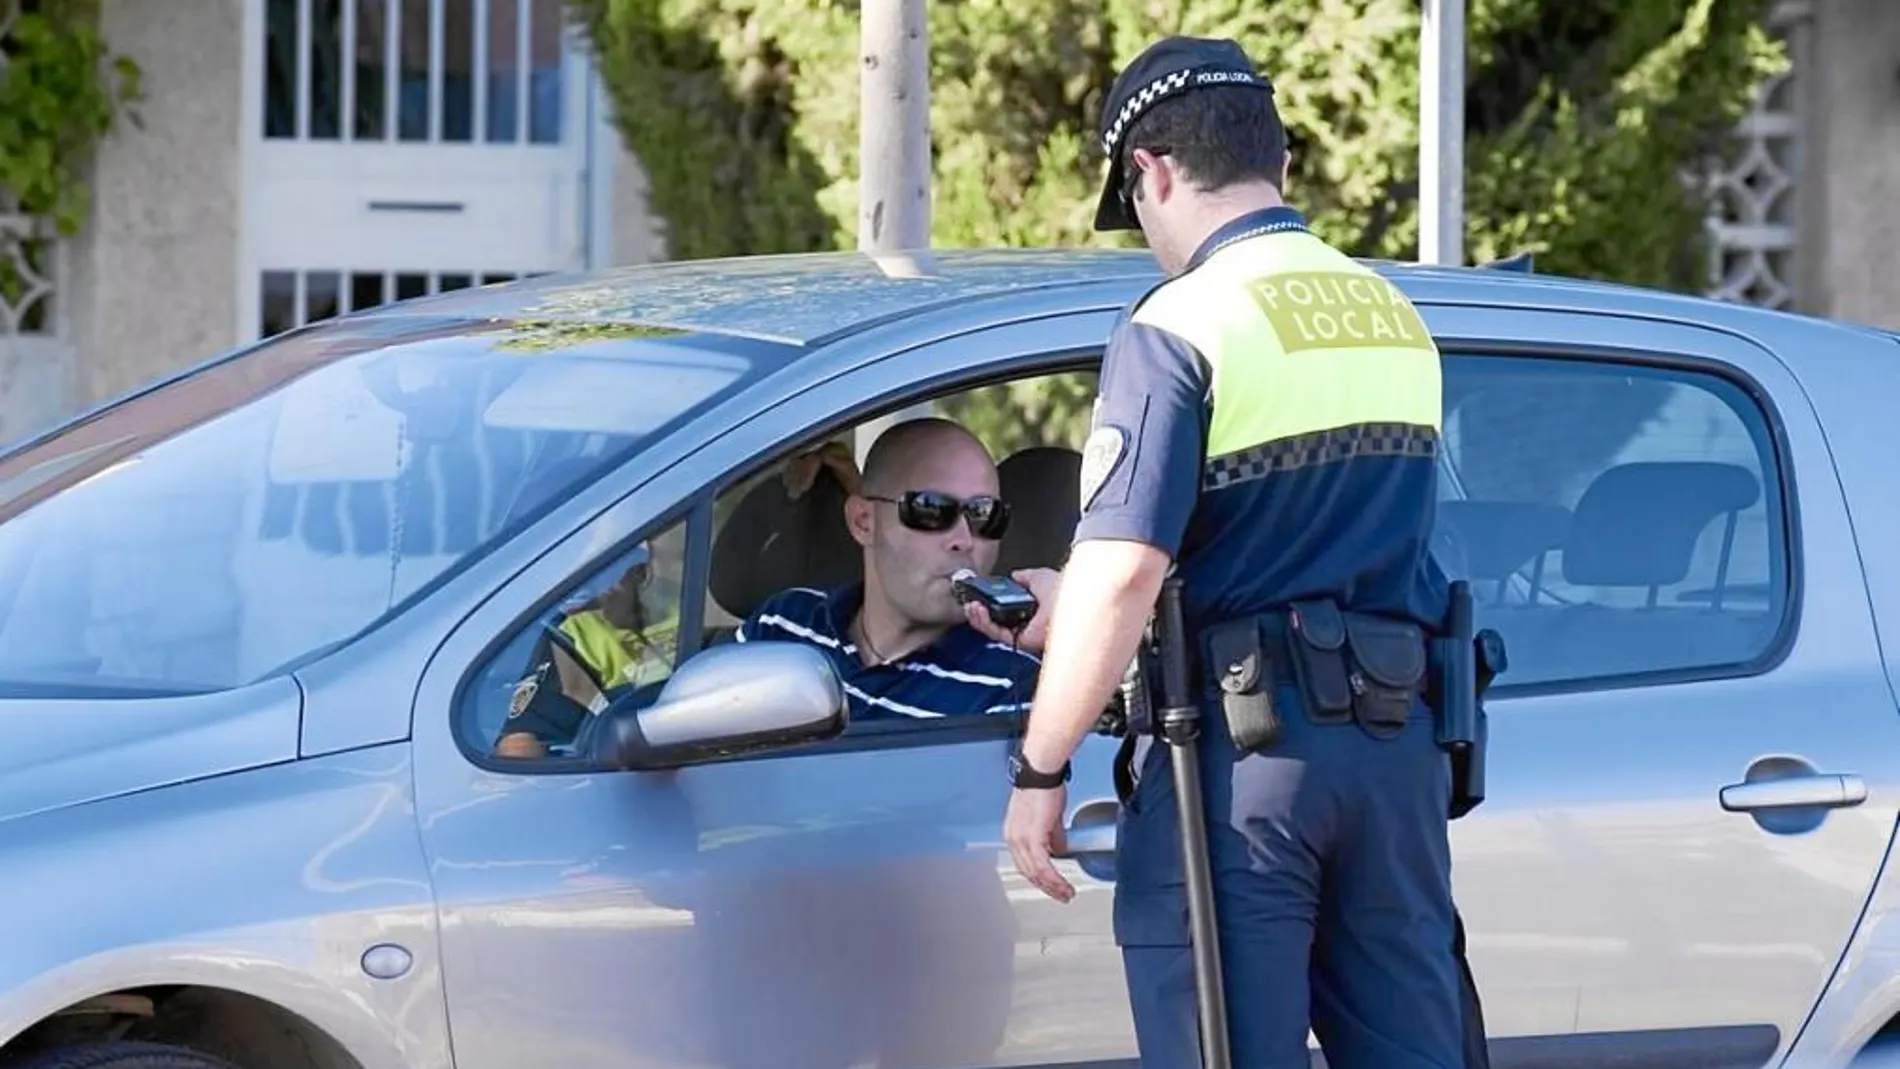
[408,308,1141,1069]
[1420,302,1900,1067]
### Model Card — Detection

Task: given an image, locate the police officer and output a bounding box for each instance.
[494,542,678,759]
[1001,35,1480,1069]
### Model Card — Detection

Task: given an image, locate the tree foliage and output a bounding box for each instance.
[0,0,143,316]
[567,0,1786,471]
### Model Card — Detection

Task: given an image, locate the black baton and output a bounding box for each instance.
[1154,576,1232,1069]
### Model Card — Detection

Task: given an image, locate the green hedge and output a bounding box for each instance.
[570,0,1781,285]
[567,0,1785,465]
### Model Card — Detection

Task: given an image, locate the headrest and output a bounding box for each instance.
[709,465,862,620]
[1435,501,1570,580]
[1563,462,1761,588]
[996,446,1083,573]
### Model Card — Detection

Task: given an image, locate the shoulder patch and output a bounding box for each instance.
[508,667,545,718]
[1079,425,1128,511]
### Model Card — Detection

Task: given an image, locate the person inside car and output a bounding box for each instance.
[493,542,679,759]
[736,417,1060,720]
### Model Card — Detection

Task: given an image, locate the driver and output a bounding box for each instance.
[736,418,1058,720]
[493,542,678,759]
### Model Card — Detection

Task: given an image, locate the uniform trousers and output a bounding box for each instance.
[1112,677,1471,1069]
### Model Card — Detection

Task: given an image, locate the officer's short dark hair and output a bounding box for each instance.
[1120,85,1288,199]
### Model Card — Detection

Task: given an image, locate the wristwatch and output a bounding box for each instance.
[1008,744,1071,789]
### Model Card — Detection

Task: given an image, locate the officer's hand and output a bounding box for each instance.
[964,567,1061,654]
[1005,784,1074,903]
[493,731,547,760]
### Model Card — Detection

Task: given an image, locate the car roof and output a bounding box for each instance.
[362,248,1164,348]
[13,246,1886,469]
[348,246,1887,354]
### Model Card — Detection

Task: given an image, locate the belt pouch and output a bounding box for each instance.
[1205,618,1282,754]
[1112,734,1138,807]
[1287,599,1353,725]
[1119,641,1155,738]
[1343,613,1428,738]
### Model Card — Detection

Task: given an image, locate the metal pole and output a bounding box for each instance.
[1155,577,1232,1069]
[857,0,931,253]
[1419,0,1466,266]
[856,0,933,461]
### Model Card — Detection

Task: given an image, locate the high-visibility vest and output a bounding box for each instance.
[1127,219,1445,628]
[558,610,678,692]
[1132,230,1441,479]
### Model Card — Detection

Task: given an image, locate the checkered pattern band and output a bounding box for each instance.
[1199,219,1310,258]
[1202,422,1439,492]
[1101,65,1272,157]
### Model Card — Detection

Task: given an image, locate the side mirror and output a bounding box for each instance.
[587,641,848,771]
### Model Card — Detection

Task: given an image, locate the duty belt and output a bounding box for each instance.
[1193,600,1432,752]
[1111,583,1502,821]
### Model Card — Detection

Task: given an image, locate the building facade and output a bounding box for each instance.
[0,0,1895,444]
[0,0,665,444]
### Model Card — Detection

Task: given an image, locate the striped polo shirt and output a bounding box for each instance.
[734,584,1040,720]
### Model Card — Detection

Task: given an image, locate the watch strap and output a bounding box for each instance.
[1011,747,1070,789]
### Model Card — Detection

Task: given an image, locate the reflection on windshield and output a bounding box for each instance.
[0,317,794,698]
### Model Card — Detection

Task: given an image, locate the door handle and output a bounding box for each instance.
[1720,773,1867,812]
[1052,799,1120,859]
[1055,821,1117,858]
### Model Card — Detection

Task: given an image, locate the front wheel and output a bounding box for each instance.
[4,1041,244,1069]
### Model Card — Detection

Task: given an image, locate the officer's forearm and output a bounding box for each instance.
[1021,538,1171,771]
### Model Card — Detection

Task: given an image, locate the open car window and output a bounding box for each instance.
[458,361,1105,772]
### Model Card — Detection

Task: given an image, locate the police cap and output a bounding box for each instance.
[1092,36,1277,232]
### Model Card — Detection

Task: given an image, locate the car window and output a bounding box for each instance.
[688,368,1092,731]
[1436,352,1789,688]
[463,520,691,762]
[696,368,1097,636]
[448,364,1101,773]
[0,316,799,698]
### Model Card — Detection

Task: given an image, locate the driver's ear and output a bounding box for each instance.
[845,495,875,548]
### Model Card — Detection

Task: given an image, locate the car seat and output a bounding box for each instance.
[1562,461,1761,608]
[1519,460,1768,681]
[1434,500,1571,604]
[706,463,863,639]
[995,446,1083,573]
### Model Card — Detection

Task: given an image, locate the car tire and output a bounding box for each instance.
[3,1041,244,1069]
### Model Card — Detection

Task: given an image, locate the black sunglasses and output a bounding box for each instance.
[863,491,1011,540]
[1120,145,1170,216]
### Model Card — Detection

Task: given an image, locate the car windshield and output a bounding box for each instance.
[0,315,795,699]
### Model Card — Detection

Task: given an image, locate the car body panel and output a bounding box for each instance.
[1754,320,1900,727]
[0,743,450,1069]
[375,249,1163,347]
[1737,321,1900,1067]
[407,310,1139,1069]
[1419,301,1900,1065]
[0,678,302,826]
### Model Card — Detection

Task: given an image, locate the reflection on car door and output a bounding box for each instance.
[406,331,1143,1069]
[1428,305,1900,1067]
[416,715,1133,1069]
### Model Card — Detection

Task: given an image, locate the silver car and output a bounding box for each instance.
[1,249,1897,1069]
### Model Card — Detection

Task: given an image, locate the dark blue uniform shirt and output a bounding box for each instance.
[1072,206,1449,633]
[737,584,1042,719]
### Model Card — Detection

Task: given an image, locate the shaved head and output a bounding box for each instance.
[847,417,1004,635]
[860,417,990,496]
